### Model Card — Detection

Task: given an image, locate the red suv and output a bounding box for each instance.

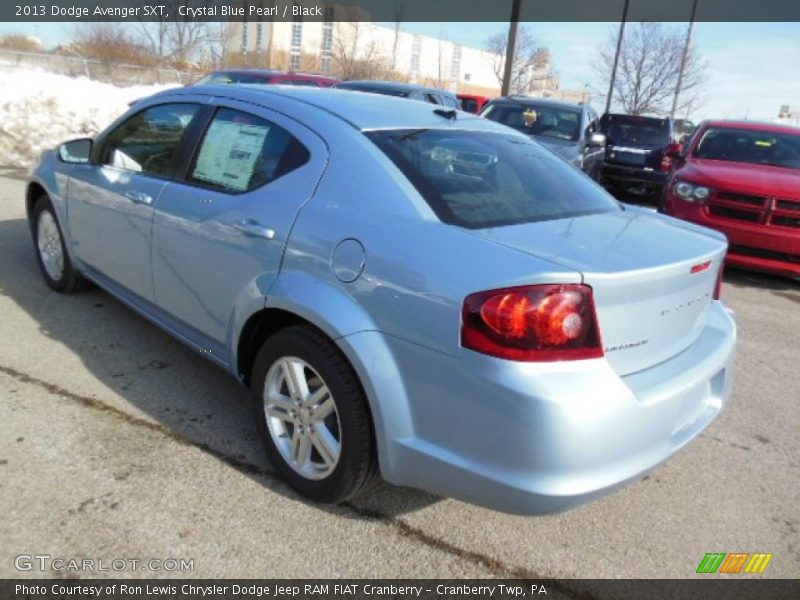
[663,120,800,278]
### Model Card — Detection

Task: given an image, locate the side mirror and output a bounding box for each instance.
[58,138,93,164]
[587,132,607,147]
[664,141,684,159]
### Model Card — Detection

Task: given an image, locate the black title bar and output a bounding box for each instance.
[5,0,800,22]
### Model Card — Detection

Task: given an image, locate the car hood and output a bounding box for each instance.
[532,136,581,164]
[680,159,800,199]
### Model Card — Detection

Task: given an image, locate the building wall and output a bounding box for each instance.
[227,9,586,100]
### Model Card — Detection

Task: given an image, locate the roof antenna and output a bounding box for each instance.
[434,108,457,120]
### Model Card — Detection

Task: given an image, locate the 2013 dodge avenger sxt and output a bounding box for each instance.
[25,85,736,514]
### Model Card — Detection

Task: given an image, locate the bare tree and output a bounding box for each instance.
[485,26,548,95]
[331,22,398,81]
[593,22,706,116]
[0,34,43,53]
[391,0,409,70]
[69,23,153,66]
[135,0,216,66]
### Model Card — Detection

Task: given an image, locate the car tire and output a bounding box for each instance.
[32,195,92,294]
[250,325,378,503]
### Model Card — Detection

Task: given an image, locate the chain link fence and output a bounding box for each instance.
[0,49,202,86]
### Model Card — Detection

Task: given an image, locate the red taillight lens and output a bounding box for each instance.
[462,284,604,361]
[714,264,724,300]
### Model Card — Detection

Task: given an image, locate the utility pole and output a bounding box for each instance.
[605,0,629,114]
[501,0,522,97]
[671,0,699,119]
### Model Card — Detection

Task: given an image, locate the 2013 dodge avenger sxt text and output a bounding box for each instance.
[25,85,736,514]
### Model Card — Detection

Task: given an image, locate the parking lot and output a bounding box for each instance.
[0,172,797,578]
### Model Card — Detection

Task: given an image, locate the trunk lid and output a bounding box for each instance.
[470,208,727,376]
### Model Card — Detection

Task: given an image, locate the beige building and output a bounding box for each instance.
[226,3,579,99]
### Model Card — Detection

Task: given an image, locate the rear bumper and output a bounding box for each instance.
[602,163,667,191]
[352,302,736,514]
[665,196,800,278]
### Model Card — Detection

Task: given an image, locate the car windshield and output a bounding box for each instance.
[481,103,581,141]
[367,129,620,229]
[693,127,800,170]
[601,115,670,147]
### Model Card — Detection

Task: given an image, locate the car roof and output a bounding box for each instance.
[702,119,800,135]
[493,95,587,112]
[163,84,502,132]
[337,80,455,96]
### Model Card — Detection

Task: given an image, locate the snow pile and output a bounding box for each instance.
[0,66,177,169]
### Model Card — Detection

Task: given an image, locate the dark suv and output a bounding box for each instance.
[600,113,677,199]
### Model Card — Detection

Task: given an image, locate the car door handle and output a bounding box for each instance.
[124,191,154,205]
[232,219,276,240]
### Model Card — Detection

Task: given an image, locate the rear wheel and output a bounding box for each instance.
[32,195,91,293]
[250,325,377,503]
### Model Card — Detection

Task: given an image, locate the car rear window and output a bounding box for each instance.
[481,103,581,141]
[601,115,670,146]
[367,129,620,229]
[693,127,800,170]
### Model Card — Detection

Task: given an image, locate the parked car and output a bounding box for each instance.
[663,119,800,279]
[457,93,490,114]
[599,113,678,200]
[334,80,460,108]
[479,96,606,180]
[27,85,735,514]
[193,69,340,87]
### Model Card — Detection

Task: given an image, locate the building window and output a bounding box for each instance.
[290,12,303,70]
[320,7,334,73]
[410,35,421,81]
[451,44,462,82]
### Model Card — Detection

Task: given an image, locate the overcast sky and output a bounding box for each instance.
[2,20,798,121]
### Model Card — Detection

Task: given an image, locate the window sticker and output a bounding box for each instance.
[193,120,270,191]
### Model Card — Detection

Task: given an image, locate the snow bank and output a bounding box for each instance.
[0,66,177,169]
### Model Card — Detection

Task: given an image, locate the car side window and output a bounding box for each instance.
[424,93,442,105]
[188,108,310,193]
[442,95,460,109]
[102,103,200,177]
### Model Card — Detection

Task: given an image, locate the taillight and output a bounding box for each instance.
[714,264,724,300]
[461,284,604,361]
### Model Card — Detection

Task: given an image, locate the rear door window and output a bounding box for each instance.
[188,108,310,192]
[367,129,620,229]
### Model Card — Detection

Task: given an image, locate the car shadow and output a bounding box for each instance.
[724,266,800,296]
[0,216,440,519]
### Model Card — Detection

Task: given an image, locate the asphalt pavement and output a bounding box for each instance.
[0,175,797,579]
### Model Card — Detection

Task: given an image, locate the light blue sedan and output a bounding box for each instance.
[26,85,736,513]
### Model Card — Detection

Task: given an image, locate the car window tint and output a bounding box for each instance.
[424,93,442,105]
[189,108,310,192]
[368,129,620,229]
[693,127,800,170]
[103,103,199,177]
[482,104,581,142]
[442,95,460,109]
[284,79,320,86]
[461,98,478,113]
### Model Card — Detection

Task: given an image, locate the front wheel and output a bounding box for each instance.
[250,325,377,503]
[32,195,91,293]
